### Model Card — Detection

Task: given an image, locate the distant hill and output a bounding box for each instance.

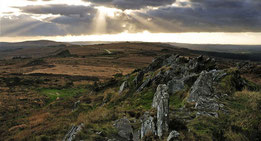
[0,40,71,59]
[1,40,261,61]
[70,41,261,54]
[0,40,70,48]
[169,42,261,54]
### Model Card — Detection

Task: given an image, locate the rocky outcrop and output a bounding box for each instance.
[167,130,180,141]
[163,54,180,66]
[146,55,215,89]
[144,55,171,72]
[152,84,169,109]
[114,118,133,140]
[187,55,216,73]
[155,84,169,137]
[63,123,84,141]
[187,71,214,103]
[136,55,227,140]
[140,112,156,139]
[140,84,171,139]
[119,81,128,94]
[187,70,227,117]
[117,54,246,140]
[114,54,252,141]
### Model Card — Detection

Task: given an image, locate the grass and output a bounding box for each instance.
[219,74,238,94]
[38,88,86,103]
[187,89,261,141]
[128,88,155,110]
[75,107,118,140]
[169,88,189,109]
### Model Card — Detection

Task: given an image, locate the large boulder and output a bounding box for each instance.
[114,118,133,140]
[187,70,227,117]
[187,71,214,103]
[152,84,169,137]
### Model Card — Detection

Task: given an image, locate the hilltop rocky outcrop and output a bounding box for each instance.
[110,54,253,141]
[58,54,260,141]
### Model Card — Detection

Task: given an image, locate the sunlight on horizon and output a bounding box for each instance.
[1,32,261,45]
[56,32,261,45]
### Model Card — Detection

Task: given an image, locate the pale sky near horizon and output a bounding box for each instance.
[1,0,261,44]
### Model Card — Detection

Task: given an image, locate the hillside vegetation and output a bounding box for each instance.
[0,43,261,141]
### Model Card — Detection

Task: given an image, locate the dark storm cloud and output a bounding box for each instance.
[190,0,261,8]
[84,0,176,10]
[137,0,261,32]
[4,0,261,37]
[18,4,100,28]
[19,4,97,17]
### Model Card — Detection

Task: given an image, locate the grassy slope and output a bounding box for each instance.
[72,69,261,141]
[2,68,260,141]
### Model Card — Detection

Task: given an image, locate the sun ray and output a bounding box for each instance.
[92,8,107,34]
[4,21,46,36]
[128,13,166,32]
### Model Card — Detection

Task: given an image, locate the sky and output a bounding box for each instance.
[0,0,261,44]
